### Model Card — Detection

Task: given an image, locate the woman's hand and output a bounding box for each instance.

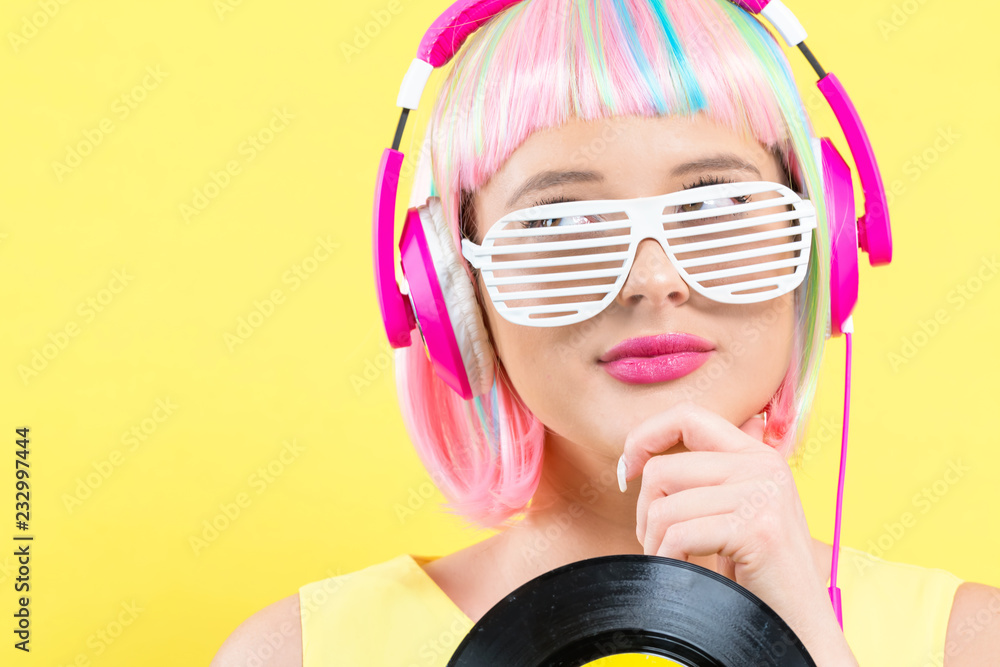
[617,400,857,666]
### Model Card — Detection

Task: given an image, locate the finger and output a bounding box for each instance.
[635,452,747,544]
[652,513,739,564]
[620,401,763,491]
[717,554,738,583]
[641,482,750,553]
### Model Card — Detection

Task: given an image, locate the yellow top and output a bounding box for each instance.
[299,545,963,666]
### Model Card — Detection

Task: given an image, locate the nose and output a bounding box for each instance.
[617,238,691,308]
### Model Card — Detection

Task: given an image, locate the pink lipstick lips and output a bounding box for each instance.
[598,333,715,384]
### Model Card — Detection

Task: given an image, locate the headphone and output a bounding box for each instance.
[372,0,894,402]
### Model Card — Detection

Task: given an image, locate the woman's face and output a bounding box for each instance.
[469,113,799,456]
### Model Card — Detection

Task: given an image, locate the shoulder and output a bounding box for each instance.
[210,593,302,667]
[944,582,1000,666]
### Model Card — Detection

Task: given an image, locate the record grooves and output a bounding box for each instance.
[446,555,816,667]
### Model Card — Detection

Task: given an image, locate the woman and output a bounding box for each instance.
[213,0,999,664]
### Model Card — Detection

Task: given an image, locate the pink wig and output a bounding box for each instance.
[394,0,831,531]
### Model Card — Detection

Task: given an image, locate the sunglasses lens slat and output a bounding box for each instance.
[687,255,808,283]
[476,251,631,271]
[488,267,623,285]
[701,266,809,300]
[677,237,812,268]
[493,283,617,302]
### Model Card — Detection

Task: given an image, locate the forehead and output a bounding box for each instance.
[475,113,781,223]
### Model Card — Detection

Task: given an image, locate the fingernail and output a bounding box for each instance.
[617,454,628,493]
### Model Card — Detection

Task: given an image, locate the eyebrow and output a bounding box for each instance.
[505,170,603,210]
[672,154,762,179]
[504,153,762,210]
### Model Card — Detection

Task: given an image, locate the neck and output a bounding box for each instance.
[494,430,726,577]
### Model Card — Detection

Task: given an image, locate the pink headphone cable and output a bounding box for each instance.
[828,314,854,630]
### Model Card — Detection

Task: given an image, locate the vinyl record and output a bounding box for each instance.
[446,554,816,667]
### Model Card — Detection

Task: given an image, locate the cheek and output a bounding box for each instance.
[722,298,795,372]
[490,318,581,388]
[745,298,796,377]
[482,298,595,417]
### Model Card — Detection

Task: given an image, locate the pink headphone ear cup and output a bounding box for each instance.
[399,196,495,398]
[817,137,859,339]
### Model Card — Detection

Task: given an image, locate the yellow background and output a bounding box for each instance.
[1,0,997,664]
